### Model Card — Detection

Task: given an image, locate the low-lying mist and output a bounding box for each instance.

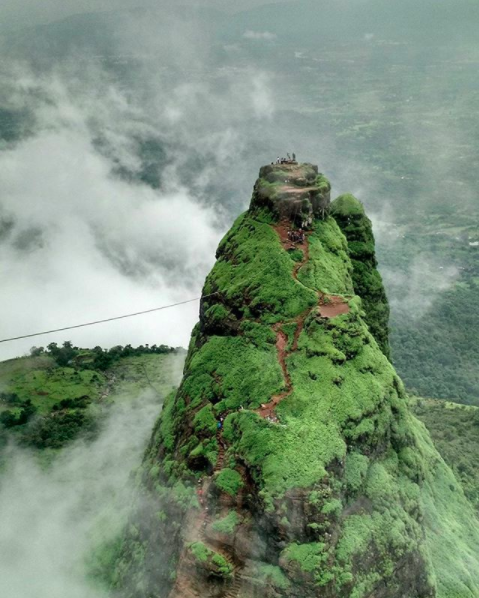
[0,41,277,360]
[0,352,184,598]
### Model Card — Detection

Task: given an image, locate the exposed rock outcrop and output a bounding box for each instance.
[253,163,331,223]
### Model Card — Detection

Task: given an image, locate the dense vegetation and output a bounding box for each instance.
[1,7,479,598]
[2,0,479,407]
[392,280,479,404]
[330,194,390,358]
[412,398,479,513]
[0,344,182,452]
[32,341,177,371]
[409,414,479,598]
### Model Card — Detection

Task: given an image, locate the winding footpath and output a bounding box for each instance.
[171,427,244,598]
[256,219,350,422]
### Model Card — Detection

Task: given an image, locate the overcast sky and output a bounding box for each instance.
[0,4,279,359]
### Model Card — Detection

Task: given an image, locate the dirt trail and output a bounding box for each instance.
[255,221,350,422]
[281,185,318,195]
[274,220,309,282]
[256,326,292,421]
[171,430,244,598]
[318,294,350,319]
[253,222,313,421]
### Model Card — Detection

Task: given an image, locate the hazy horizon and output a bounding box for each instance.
[1,0,478,371]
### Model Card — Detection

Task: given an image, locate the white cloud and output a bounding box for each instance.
[0,122,220,359]
[381,255,459,319]
[0,352,185,598]
[0,51,277,360]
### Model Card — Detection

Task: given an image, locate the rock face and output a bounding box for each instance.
[113,164,437,598]
[254,163,331,222]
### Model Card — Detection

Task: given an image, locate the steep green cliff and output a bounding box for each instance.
[113,164,479,598]
[330,194,390,359]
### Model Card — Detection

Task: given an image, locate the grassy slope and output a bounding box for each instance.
[0,354,105,414]
[5,349,479,597]
[412,415,479,598]
[0,350,183,454]
[410,398,479,596]
[412,398,479,514]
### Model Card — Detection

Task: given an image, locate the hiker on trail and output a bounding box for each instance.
[217,420,222,430]
[292,152,296,161]
[276,156,280,164]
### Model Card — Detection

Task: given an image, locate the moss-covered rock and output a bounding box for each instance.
[331,193,391,358]
[188,541,234,578]
[215,468,244,496]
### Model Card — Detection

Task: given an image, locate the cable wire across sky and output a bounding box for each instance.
[0,293,218,344]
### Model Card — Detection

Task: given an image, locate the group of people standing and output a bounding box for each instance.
[275,152,297,164]
[288,229,305,244]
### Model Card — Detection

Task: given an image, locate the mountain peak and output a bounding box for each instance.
[252,162,331,222]
[112,164,440,598]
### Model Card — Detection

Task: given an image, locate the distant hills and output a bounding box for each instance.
[2,0,478,61]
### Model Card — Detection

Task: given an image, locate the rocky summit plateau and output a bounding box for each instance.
[112,163,479,598]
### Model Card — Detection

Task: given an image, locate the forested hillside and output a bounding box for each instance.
[1,3,479,596]
[412,398,479,514]
[1,342,479,597]
[0,343,184,456]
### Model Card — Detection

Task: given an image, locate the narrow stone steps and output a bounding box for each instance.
[200,510,211,540]
[214,451,225,472]
[173,579,192,598]
[223,571,243,598]
[214,434,226,472]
